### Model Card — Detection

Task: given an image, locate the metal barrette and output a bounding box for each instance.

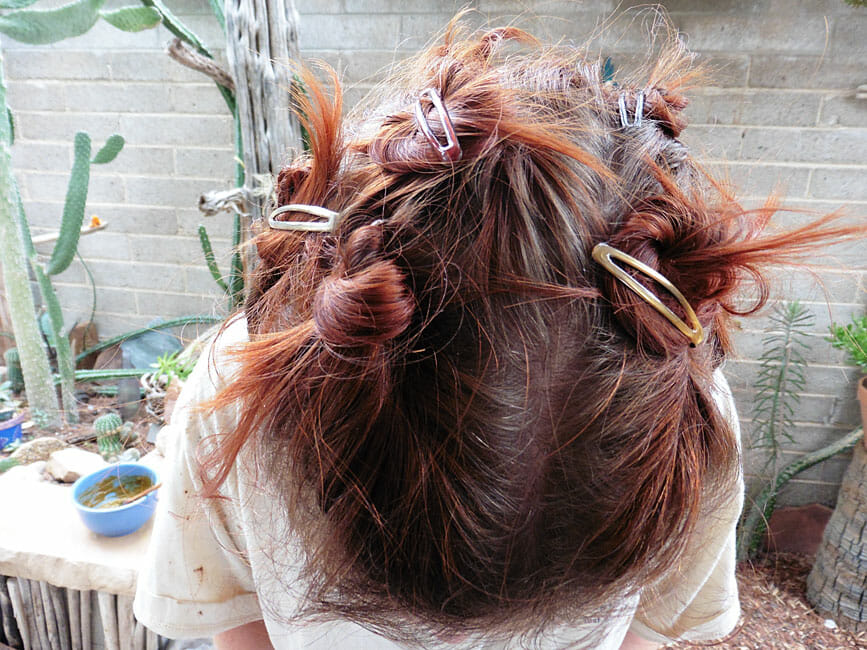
[268,203,340,233]
[592,242,705,347]
[414,88,462,162]
[618,90,645,129]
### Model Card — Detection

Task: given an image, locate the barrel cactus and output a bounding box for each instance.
[95,412,123,461]
[4,348,23,393]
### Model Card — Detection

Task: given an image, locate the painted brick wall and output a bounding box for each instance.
[4,0,866,505]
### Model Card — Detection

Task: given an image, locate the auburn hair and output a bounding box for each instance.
[202,19,864,645]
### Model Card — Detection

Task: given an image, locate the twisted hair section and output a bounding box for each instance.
[202,18,865,644]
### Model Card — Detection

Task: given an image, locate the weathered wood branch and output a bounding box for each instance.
[223,0,302,221]
[166,38,235,92]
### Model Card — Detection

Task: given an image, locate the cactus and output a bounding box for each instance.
[95,412,124,461]
[4,347,23,393]
[0,49,60,427]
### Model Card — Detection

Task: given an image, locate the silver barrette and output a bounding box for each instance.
[268,203,340,232]
[618,90,645,129]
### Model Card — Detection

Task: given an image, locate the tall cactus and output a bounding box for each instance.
[0,46,60,426]
[28,131,124,423]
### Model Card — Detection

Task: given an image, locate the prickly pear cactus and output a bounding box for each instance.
[95,412,123,461]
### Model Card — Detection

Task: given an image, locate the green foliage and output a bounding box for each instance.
[198,225,228,292]
[91,134,125,165]
[0,0,38,9]
[0,457,20,473]
[3,348,23,393]
[828,315,867,373]
[844,0,866,6]
[45,131,91,276]
[737,302,856,560]
[151,350,195,386]
[0,0,104,45]
[750,302,814,463]
[99,5,160,31]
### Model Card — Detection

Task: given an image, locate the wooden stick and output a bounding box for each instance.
[0,576,22,648]
[31,223,107,246]
[117,595,133,650]
[80,591,91,650]
[67,589,81,650]
[38,581,60,650]
[120,482,162,505]
[6,579,28,650]
[97,592,119,650]
[26,580,49,650]
[48,584,71,650]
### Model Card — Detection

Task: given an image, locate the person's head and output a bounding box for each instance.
[205,18,859,643]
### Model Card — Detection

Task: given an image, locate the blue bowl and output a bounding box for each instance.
[72,463,159,537]
[0,413,24,449]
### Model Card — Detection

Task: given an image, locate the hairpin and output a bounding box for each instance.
[414,88,462,162]
[592,242,705,346]
[618,90,645,129]
[269,204,340,232]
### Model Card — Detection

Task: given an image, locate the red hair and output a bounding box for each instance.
[201,20,865,644]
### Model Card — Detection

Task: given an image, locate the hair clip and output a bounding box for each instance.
[592,242,705,346]
[269,204,340,232]
[618,90,645,129]
[414,88,462,162]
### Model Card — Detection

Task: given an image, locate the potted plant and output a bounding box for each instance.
[828,314,867,449]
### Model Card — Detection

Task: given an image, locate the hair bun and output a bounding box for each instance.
[313,226,414,348]
[644,88,689,138]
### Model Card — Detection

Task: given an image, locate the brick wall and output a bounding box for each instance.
[5,0,866,505]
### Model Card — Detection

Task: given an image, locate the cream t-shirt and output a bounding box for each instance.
[133,316,743,648]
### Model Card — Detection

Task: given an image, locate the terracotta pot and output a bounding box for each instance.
[858,375,867,452]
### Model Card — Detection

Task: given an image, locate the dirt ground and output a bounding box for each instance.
[670,554,867,650]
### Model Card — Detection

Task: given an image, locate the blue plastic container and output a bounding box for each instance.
[0,413,24,449]
[72,463,159,537]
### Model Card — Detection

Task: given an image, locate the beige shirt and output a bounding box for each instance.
[133,316,743,648]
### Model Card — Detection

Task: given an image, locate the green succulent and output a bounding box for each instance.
[95,412,123,461]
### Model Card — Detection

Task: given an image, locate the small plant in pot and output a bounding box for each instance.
[140,351,195,421]
[828,314,867,449]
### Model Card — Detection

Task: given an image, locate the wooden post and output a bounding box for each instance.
[224,0,303,222]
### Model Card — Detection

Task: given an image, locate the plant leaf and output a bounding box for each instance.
[6,108,13,145]
[99,5,161,32]
[91,134,124,164]
[0,0,104,45]
[46,132,91,276]
[0,0,38,8]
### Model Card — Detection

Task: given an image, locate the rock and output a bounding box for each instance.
[45,448,107,483]
[10,437,69,464]
[118,448,141,462]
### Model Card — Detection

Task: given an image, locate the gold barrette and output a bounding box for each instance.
[269,204,340,232]
[592,242,705,346]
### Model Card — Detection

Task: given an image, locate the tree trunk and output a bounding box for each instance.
[225,0,303,222]
[0,47,61,427]
[807,441,867,633]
